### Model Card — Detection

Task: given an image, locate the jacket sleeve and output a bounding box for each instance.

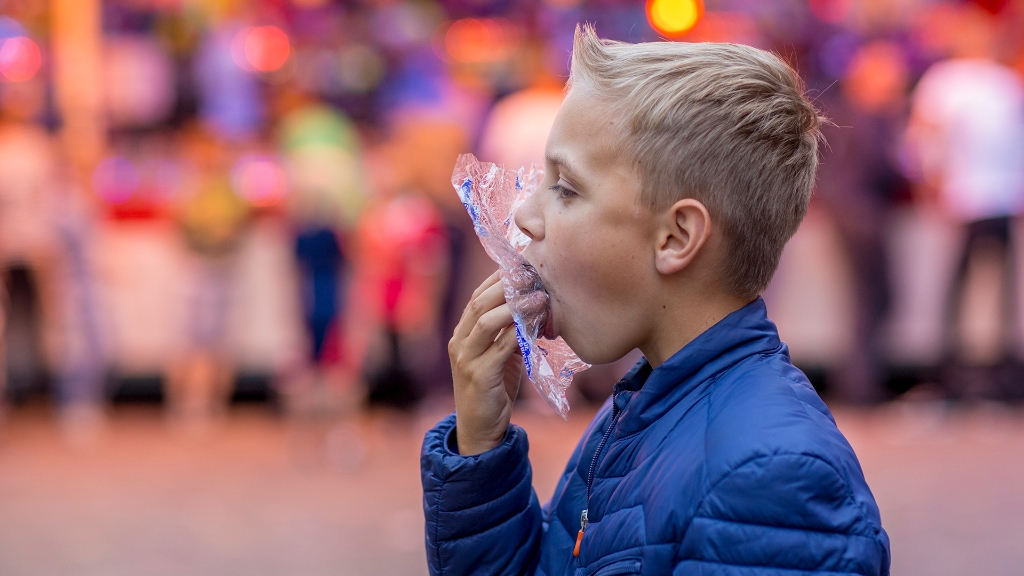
[421,413,542,576]
[674,453,891,576]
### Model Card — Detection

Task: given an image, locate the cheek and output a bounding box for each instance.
[548,222,645,308]
[552,248,644,364]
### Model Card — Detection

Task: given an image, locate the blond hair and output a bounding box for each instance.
[569,25,823,298]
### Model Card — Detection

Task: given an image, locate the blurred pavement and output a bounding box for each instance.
[1,400,1023,575]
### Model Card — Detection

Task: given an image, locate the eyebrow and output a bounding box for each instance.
[545,151,584,187]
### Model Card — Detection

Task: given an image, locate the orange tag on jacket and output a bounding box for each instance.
[573,529,584,557]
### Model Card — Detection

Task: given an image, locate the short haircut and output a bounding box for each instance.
[569,25,823,298]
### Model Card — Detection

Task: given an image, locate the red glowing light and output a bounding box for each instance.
[646,0,704,38]
[0,36,42,82]
[232,26,290,72]
[444,18,518,64]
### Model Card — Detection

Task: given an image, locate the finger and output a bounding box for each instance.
[467,269,502,305]
[508,263,542,295]
[482,321,522,365]
[495,325,523,355]
[516,290,547,322]
[453,279,508,343]
[464,302,515,358]
[475,279,508,312]
[502,337,525,402]
[452,272,503,342]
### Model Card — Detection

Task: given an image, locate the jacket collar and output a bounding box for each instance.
[612,297,783,436]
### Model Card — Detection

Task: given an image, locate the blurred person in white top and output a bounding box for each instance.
[0,77,60,413]
[905,4,1024,395]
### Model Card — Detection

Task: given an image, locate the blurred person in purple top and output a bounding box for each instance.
[815,41,910,403]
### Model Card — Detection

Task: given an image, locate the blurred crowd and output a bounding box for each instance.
[1,0,1024,431]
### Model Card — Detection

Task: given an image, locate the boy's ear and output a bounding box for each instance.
[654,198,712,276]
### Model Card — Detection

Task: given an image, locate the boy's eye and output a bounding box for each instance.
[550,183,577,200]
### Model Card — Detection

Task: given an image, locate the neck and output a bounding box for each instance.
[639,290,753,368]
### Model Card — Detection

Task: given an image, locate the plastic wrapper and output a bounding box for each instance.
[452,153,590,419]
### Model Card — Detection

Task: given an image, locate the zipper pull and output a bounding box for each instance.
[573,509,588,557]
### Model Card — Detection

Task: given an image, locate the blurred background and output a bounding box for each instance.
[1,0,1024,574]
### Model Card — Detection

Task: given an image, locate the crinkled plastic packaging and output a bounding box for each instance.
[453,153,589,419]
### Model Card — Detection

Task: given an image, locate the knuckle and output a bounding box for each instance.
[465,322,483,342]
[470,284,487,301]
[468,298,485,317]
[478,310,501,333]
[476,309,495,329]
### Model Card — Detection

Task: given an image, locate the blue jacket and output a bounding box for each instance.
[421,298,890,575]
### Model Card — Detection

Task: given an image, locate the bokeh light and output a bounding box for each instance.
[541,0,584,7]
[844,41,909,112]
[0,36,42,82]
[232,26,290,72]
[647,0,704,38]
[104,36,177,128]
[808,0,855,24]
[231,155,288,207]
[141,159,190,202]
[337,45,386,93]
[92,156,141,204]
[443,18,519,64]
[0,15,26,40]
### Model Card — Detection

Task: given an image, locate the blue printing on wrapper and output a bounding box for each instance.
[515,322,534,379]
[460,178,487,238]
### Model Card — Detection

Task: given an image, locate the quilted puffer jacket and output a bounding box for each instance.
[421,298,890,575]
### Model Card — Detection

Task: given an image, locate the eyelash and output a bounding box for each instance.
[550,183,576,200]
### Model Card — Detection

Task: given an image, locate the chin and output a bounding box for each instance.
[564,336,628,366]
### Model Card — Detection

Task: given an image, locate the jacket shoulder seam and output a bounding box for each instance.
[686,514,882,538]
[673,451,866,566]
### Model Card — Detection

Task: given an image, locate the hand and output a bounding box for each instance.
[449,270,524,456]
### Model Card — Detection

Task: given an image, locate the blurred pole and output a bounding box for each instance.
[51,0,106,185]
[50,0,107,441]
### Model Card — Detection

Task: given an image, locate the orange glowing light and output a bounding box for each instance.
[444,18,518,64]
[233,26,290,72]
[646,0,704,38]
[0,36,42,82]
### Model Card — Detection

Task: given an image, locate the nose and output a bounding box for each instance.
[514,187,544,242]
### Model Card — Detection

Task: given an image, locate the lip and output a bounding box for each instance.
[537,270,556,340]
[541,302,556,340]
[521,253,555,339]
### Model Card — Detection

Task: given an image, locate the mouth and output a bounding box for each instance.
[510,262,556,340]
[541,305,556,340]
[529,263,557,341]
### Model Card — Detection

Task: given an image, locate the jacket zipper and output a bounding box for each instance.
[574,392,622,559]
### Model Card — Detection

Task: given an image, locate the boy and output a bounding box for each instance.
[422,26,890,576]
